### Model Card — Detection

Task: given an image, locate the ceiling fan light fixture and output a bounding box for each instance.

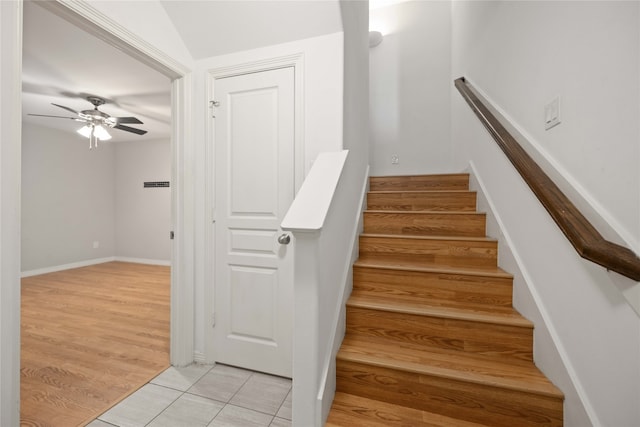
[76,125,93,138]
[29,96,147,147]
[93,125,112,141]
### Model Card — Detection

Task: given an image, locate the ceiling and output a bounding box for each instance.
[160,0,343,60]
[21,1,172,144]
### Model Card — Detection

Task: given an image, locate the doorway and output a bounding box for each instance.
[205,55,304,377]
[0,1,193,425]
[212,67,295,378]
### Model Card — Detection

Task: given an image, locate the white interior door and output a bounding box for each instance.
[213,67,295,378]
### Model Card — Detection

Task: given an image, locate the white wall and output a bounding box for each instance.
[369,0,452,176]
[451,2,640,426]
[21,124,116,272]
[451,0,639,253]
[115,139,171,262]
[22,124,171,272]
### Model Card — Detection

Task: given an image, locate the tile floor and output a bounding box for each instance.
[87,364,292,427]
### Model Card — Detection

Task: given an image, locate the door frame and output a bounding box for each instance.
[204,54,304,363]
[1,3,194,423]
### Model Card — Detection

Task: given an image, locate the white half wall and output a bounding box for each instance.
[21,123,116,272]
[369,0,452,176]
[115,139,171,262]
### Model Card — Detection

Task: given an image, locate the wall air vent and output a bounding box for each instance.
[143,181,170,188]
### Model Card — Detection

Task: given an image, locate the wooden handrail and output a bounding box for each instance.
[455,77,640,281]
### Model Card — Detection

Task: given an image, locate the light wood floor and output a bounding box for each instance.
[21,262,170,427]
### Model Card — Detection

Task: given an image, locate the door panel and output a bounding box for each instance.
[213,67,294,377]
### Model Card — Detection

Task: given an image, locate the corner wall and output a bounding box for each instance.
[369,0,452,175]
[451,2,640,426]
[21,124,116,272]
[115,139,171,263]
[21,124,172,273]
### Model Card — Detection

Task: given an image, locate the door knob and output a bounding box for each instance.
[278,234,291,245]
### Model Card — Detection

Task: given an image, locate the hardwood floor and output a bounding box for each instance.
[21,262,170,427]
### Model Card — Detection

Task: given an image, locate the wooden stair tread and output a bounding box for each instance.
[356,256,503,274]
[337,335,563,399]
[326,392,491,427]
[362,232,496,243]
[347,294,532,328]
[350,289,514,314]
[365,210,484,215]
[354,259,512,278]
[371,173,470,179]
[368,190,474,194]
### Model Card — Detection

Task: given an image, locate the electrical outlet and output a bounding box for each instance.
[544,97,561,130]
[93,241,99,249]
[391,154,399,165]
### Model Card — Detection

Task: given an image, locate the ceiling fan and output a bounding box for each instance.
[28,96,147,148]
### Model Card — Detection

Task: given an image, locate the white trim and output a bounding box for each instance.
[21,257,116,278]
[204,53,306,363]
[114,257,171,267]
[21,1,195,369]
[21,256,171,277]
[469,161,601,427]
[193,351,207,364]
[170,73,195,367]
[1,1,24,423]
[39,1,189,79]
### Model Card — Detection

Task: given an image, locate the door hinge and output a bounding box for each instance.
[211,312,216,327]
[170,231,175,240]
[209,100,220,118]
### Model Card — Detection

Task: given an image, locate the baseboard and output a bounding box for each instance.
[114,257,171,266]
[468,161,594,426]
[21,257,117,277]
[193,351,207,364]
[21,256,171,278]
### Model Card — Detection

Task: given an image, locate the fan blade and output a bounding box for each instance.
[51,103,79,115]
[114,124,147,135]
[28,114,82,121]
[115,116,144,125]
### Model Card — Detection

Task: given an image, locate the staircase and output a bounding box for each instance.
[326,174,563,427]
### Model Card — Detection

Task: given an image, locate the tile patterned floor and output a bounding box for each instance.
[87,364,292,427]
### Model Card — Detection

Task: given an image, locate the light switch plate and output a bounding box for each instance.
[545,97,561,130]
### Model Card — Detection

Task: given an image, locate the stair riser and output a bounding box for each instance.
[346,306,533,361]
[370,174,469,192]
[353,266,513,308]
[336,360,563,427]
[364,212,486,237]
[359,236,498,268]
[367,191,477,212]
